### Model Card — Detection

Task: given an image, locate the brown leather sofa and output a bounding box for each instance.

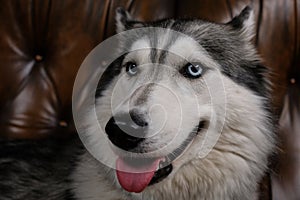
[0,0,299,199]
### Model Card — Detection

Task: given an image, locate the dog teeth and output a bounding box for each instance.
[159,158,168,169]
[159,162,163,169]
[156,165,160,171]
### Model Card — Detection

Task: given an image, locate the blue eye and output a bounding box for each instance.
[125,62,138,75]
[181,63,203,79]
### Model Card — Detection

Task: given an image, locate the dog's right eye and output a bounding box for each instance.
[125,62,138,76]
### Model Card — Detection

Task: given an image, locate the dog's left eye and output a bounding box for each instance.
[125,62,138,76]
[181,63,203,79]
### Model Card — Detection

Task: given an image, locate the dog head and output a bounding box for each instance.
[80,6,275,197]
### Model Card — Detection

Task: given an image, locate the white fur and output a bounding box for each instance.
[73,84,273,199]
[72,30,275,199]
[241,9,256,41]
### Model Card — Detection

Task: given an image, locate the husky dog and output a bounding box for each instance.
[0,6,275,200]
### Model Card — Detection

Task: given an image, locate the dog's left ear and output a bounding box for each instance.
[115,7,144,33]
[228,6,255,39]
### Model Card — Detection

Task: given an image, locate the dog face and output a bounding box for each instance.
[78,7,275,198]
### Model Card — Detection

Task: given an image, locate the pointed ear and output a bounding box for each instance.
[115,7,133,33]
[115,7,144,33]
[228,6,255,39]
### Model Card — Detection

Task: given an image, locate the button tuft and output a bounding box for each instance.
[290,78,296,84]
[59,121,68,127]
[35,55,43,62]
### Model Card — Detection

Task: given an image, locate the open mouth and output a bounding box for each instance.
[115,121,206,193]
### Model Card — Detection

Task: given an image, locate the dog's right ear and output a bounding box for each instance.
[115,7,144,33]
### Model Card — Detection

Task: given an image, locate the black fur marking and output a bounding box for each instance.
[149,164,173,185]
[225,63,269,97]
[0,136,84,200]
[228,6,252,29]
[95,55,124,98]
[116,7,146,32]
[64,189,76,200]
[198,36,269,98]
[116,7,128,25]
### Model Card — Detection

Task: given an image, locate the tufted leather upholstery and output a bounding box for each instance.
[0,0,299,199]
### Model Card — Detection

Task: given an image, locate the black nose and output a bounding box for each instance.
[105,112,148,151]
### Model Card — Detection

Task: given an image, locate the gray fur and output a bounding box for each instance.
[0,138,82,200]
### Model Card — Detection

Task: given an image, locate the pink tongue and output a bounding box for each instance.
[116,157,161,193]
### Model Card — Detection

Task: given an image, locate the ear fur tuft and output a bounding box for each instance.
[229,6,255,40]
[115,7,133,33]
